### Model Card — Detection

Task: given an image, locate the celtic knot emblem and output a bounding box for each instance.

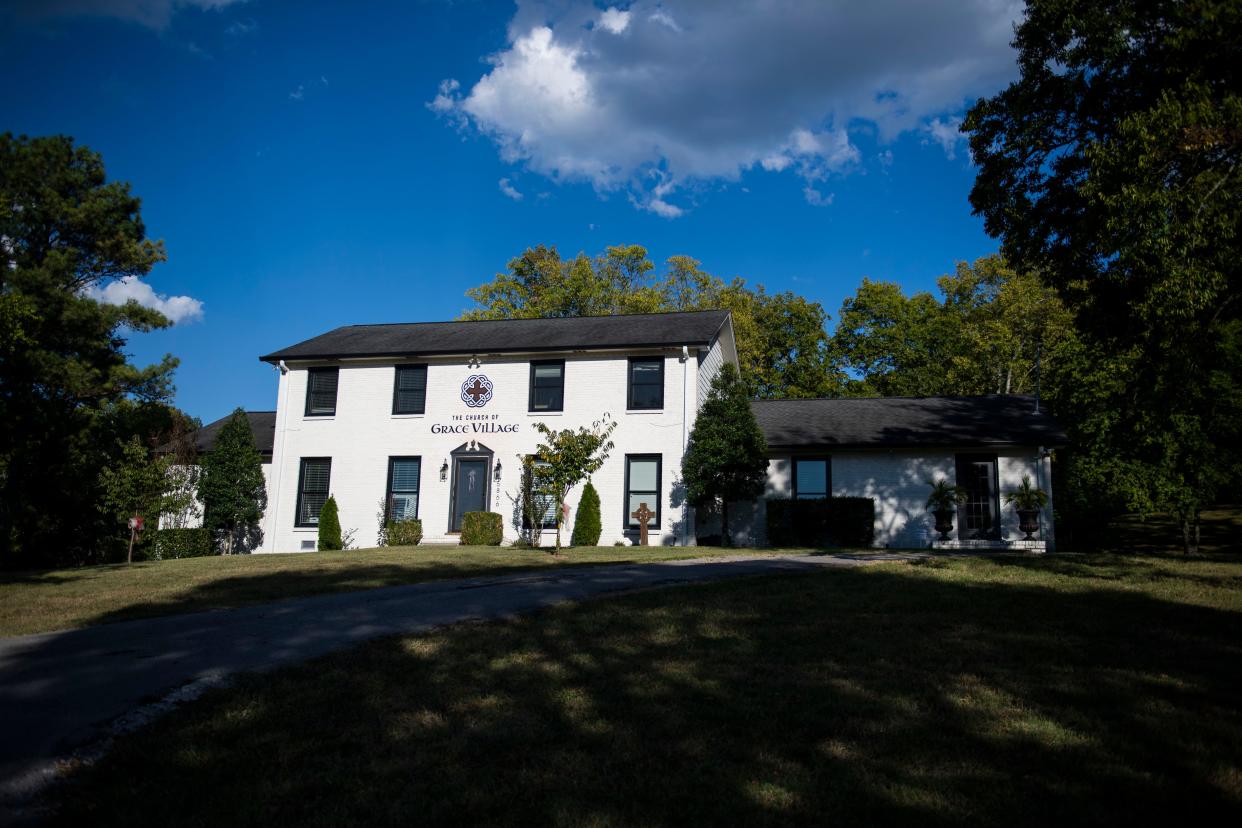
[461,374,494,408]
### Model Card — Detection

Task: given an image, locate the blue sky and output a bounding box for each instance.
[3,0,1022,423]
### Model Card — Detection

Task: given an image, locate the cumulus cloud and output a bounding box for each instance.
[11,0,248,31]
[498,178,524,200]
[88,276,205,324]
[430,0,1021,216]
[924,116,965,159]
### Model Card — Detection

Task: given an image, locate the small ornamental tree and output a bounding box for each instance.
[532,416,617,551]
[199,408,267,555]
[682,363,768,545]
[99,436,170,562]
[317,496,342,551]
[571,480,602,546]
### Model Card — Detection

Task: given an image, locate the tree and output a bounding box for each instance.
[98,437,170,562]
[199,409,266,555]
[159,414,203,530]
[1,133,178,569]
[964,0,1242,550]
[570,481,602,546]
[532,416,617,551]
[681,364,769,545]
[317,496,342,551]
[463,244,845,399]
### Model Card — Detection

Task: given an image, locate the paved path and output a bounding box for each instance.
[0,553,883,809]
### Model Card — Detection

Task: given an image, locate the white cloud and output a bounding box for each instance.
[597,7,630,34]
[88,276,205,324]
[13,0,248,31]
[498,177,524,200]
[289,85,304,101]
[431,0,1021,215]
[224,17,256,36]
[924,116,964,159]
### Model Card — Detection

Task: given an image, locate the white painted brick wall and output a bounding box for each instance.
[261,349,702,552]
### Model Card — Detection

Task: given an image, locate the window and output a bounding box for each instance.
[386,457,421,521]
[625,454,661,530]
[524,459,558,530]
[392,365,428,415]
[529,360,565,412]
[295,458,331,527]
[792,458,830,499]
[628,358,664,410]
[304,368,339,416]
[956,453,1000,539]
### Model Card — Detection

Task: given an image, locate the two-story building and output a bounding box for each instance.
[256,310,737,551]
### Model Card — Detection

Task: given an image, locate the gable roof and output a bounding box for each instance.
[160,411,276,459]
[751,395,1067,449]
[260,310,732,363]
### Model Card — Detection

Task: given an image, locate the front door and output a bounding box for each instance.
[956,453,1000,540]
[451,457,489,532]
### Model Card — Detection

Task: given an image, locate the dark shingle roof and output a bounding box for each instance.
[260,310,732,363]
[167,411,276,458]
[751,395,1067,449]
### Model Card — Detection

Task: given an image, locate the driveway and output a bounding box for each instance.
[0,553,884,811]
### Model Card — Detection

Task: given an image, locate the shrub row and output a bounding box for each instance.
[461,511,504,546]
[152,528,213,559]
[766,497,875,548]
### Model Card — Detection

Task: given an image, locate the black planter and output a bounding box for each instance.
[1017,509,1040,540]
[933,509,955,540]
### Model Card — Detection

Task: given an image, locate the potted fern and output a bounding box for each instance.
[925,479,967,540]
[1003,476,1048,540]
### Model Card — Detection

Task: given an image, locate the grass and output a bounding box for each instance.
[0,544,790,637]
[46,553,1242,826]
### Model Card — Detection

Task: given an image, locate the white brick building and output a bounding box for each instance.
[184,311,1065,552]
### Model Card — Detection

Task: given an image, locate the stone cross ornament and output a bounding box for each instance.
[631,502,654,546]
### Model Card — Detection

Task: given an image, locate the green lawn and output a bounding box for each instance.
[47,553,1242,826]
[0,545,790,637]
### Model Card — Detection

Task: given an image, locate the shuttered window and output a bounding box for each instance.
[304,368,339,416]
[387,457,421,521]
[528,460,558,529]
[529,360,565,412]
[627,358,664,410]
[392,365,428,415]
[625,455,661,529]
[295,458,331,527]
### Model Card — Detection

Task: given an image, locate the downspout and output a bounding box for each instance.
[681,345,689,546]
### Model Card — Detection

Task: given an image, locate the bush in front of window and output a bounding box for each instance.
[570,481,602,546]
[386,519,423,547]
[318,496,343,551]
[152,528,213,559]
[461,511,503,546]
[766,497,875,548]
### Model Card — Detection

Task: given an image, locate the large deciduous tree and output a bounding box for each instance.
[1,133,179,569]
[464,245,844,399]
[199,409,267,555]
[681,364,769,545]
[964,0,1242,550]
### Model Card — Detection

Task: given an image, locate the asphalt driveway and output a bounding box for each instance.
[0,553,879,812]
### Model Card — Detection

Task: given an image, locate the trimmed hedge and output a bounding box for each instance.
[766,497,875,548]
[152,528,213,559]
[461,511,504,546]
[571,482,602,546]
[386,519,423,547]
[318,496,342,551]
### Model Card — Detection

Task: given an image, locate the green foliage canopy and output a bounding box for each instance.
[199,408,267,555]
[532,416,617,551]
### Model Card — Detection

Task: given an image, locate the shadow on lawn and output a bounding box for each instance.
[50,560,1242,826]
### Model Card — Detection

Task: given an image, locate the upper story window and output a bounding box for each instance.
[792,458,830,499]
[529,360,565,412]
[296,457,331,527]
[628,358,664,410]
[393,365,428,415]
[304,368,339,417]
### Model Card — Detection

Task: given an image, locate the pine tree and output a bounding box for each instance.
[199,409,267,554]
[317,496,342,551]
[570,481,602,546]
[681,363,769,545]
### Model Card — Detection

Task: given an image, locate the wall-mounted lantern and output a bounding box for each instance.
[493,460,503,483]
[440,459,449,482]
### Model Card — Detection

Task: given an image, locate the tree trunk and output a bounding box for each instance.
[225,529,234,556]
[127,526,136,563]
[721,500,731,547]
[1194,511,1201,554]
[1182,518,1191,556]
[554,495,563,552]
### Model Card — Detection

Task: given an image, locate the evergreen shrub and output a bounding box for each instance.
[152,528,213,559]
[766,497,875,548]
[461,511,503,545]
[386,519,423,547]
[318,496,342,551]
[570,482,602,546]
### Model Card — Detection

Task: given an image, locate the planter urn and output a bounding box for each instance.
[933,509,955,540]
[1017,509,1040,540]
